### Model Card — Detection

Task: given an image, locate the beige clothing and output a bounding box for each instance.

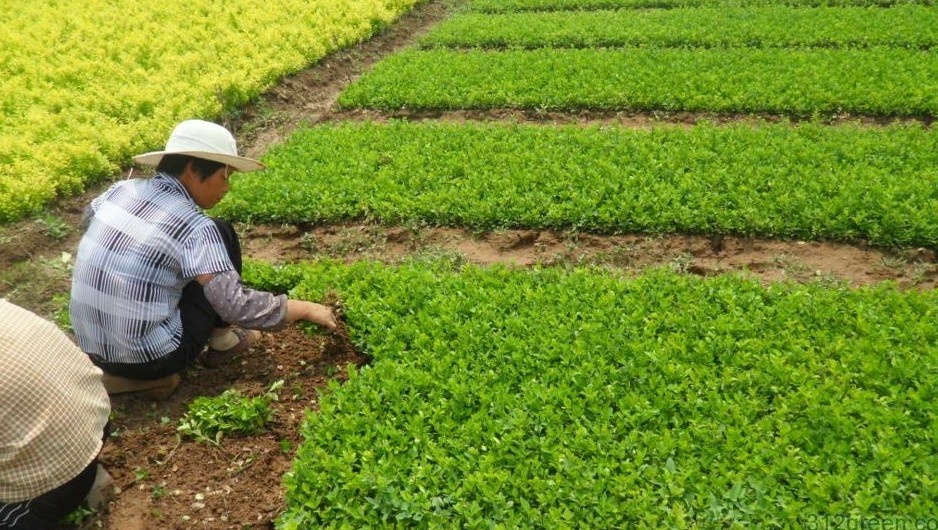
[0,299,110,502]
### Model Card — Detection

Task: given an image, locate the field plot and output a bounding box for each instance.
[467,0,934,10]
[258,260,938,527]
[338,48,938,115]
[419,7,938,49]
[219,121,938,246]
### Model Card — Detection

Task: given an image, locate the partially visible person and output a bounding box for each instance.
[0,299,112,529]
[69,119,337,400]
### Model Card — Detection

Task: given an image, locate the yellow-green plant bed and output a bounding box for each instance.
[0,0,422,222]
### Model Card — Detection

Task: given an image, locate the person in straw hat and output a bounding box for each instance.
[69,119,337,399]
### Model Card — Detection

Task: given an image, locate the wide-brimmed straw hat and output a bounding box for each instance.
[132,119,265,172]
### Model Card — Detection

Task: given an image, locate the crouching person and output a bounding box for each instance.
[0,299,112,529]
[69,119,337,400]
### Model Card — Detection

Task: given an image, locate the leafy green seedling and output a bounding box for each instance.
[133,467,149,481]
[177,380,283,445]
[61,505,94,525]
[36,212,71,240]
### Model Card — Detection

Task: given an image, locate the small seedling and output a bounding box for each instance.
[36,212,71,240]
[177,380,283,445]
[62,506,95,525]
[50,292,72,331]
[41,251,73,272]
[133,467,150,481]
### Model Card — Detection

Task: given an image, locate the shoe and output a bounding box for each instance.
[101,372,181,400]
[84,464,114,510]
[202,328,258,368]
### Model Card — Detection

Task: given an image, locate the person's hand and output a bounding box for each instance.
[286,300,338,330]
[305,301,338,330]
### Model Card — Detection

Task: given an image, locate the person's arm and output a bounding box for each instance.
[196,271,337,331]
[283,298,338,329]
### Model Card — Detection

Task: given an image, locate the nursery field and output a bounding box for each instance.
[1,0,937,528]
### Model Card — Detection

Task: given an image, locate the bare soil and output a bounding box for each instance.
[0,1,935,529]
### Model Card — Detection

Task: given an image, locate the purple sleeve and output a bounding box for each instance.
[203,271,288,331]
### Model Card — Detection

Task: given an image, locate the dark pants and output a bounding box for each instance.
[92,219,242,380]
[0,458,99,529]
[0,424,110,529]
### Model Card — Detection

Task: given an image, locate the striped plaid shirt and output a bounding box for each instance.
[0,299,110,502]
[70,173,235,364]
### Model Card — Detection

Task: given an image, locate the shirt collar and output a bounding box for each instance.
[154,172,196,204]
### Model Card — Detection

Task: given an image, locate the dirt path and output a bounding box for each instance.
[0,1,935,529]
